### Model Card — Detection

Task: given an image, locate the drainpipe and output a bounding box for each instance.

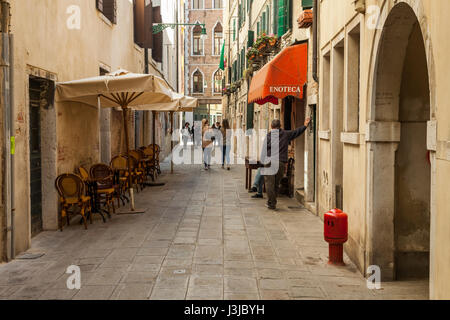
[1,0,13,261]
[312,0,319,83]
[8,32,13,260]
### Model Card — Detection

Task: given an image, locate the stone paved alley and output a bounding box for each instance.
[0,162,428,300]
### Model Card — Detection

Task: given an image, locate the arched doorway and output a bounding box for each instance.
[368,2,431,282]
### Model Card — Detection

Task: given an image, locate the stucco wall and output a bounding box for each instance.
[319,0,450,298]
[9,0,145,255]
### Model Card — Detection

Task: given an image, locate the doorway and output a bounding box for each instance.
[29,78,43,236]
[29,75,57,236]
[369,3,431,281]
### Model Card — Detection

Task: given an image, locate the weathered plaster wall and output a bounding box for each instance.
[319,0,450,298]
[9,0,145,255]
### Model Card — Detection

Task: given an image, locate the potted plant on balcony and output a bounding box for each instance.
[246,47,259,62]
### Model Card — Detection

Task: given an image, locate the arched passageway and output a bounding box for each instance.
[369,2,431,282]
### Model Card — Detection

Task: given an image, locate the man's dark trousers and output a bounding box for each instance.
[264,162,287,209]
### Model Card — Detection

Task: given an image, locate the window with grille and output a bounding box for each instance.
[193,70,204,93]
[193,0,203,10]
[192,24,204,55]
[213,23,223,56]
[213,0,223,9]
[96,0,117,24]
[214,69,223,93]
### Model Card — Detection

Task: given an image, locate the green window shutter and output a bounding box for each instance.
[278,0,286,37]
[302,0,313,9]
[287,0,293,30]
[237,53,241,79]
[233,19,236,41]
[248,30,254,48]
[238,4,242,28]
[246,103,254,129]
[257,22,260,36]
[241,48,245,77]
[273,0,278,35]
[262,11,266,34]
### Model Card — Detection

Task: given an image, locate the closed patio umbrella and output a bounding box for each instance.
[56,69,174,212]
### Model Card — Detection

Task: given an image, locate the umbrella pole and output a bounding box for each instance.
[144,111,165,187]
[152,111,156,162]
[170,111,174,174]
[122,107,135,211]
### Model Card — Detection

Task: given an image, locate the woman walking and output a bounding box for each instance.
[202,119,213,170]
[182,122,191,148]
[220,119,231,170]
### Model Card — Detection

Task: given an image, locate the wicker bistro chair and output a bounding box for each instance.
[55,174,92,231]
[143,146,158,181]
[136,149,155,181]
[78,166,90,182]
[110,155,131,204]
[126,154,145,192]
[90,164,117,217]
[147,144,161,174]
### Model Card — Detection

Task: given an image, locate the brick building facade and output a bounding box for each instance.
[185,0,224,123]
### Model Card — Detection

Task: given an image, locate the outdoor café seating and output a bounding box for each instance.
[90,163,118,216]
[55,173,92,231]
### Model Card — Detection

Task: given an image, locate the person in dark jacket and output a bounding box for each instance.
[261,118,311,210]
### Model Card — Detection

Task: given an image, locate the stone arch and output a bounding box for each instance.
[366,0,434,285]
[367,0,436,120]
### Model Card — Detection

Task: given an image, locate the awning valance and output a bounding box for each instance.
[248,43,308,105]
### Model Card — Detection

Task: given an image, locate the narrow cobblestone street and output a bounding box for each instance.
[0,162,428,300]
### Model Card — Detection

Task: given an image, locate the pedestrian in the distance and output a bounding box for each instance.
[261,117,311,210]
[202,119,213,170]
[182,122,191,148]
[220,119,231,170]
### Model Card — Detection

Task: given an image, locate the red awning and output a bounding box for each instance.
[248,43,308,105]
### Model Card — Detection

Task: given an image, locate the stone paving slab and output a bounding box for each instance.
[0,163,429,300]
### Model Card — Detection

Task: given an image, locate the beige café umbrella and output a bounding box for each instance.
[56,69,174,212]
[134,92,198,174]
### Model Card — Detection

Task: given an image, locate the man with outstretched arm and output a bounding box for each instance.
[260,117,311,210]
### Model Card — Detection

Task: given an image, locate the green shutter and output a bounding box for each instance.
[238,4,242,28]
[278,0,286,37]
[273,0,278,35]
[248,30,254,48]
[241,48,245,77]
[257,21,260,36]
[233,19,236,41]
[287,0,293,30]
[246,103,254,130]
[262,11,266,34]
[302,0,313,9]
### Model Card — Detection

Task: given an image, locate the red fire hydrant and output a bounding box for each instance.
[324,209,348,266]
